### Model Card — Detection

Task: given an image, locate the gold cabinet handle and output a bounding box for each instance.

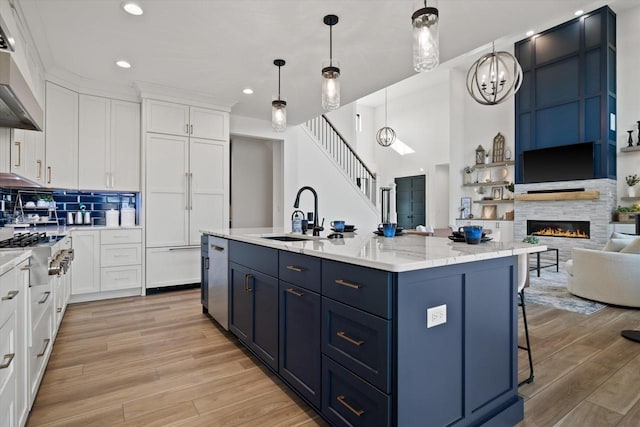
[286,265,304,273]
[36,160,42,179]
[36,339,50,357]
[47,166,52,184]
[20,265,31,271]
[57,307,62,313]
[1,290,19,301]
[13,141,21,166]
[286,288,304,297]
[0,353,15,369]
[185,123,189,134]
[335,279,361,289]
[337,395,365,417]
[246,274,253,292]
[38,291,51,304]
[336,331,364,346]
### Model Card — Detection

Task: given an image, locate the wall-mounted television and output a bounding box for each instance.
[522,142,595,184]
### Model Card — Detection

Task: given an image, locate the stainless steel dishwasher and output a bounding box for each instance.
[207,235,229,330]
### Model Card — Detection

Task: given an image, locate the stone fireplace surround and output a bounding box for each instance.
[514,179,617,262]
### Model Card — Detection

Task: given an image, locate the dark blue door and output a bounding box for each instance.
[395,175,426,229]
[229,262,252,343]
[250,270,279,370]
[279,281,321,408]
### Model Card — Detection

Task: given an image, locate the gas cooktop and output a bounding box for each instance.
[0,232,65,249]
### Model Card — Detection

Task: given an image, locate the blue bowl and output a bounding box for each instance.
[463,225,483,244]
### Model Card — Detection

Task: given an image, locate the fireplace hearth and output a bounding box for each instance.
[527,220,590,239]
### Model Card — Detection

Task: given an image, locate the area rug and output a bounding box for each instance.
[525,264,606,315]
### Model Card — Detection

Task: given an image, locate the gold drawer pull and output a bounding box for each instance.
[337,331,364,346]
[20,265,31,271]
[337,395,365,416]
[286,288,304,297]
[286,265,304,273]
[38,291,51,304]
[2,290,19,301]
[335,279,361,289]
[37,339,50,357]
[244,274,253,292]
[0,353,15,369]
[57,307,62,313]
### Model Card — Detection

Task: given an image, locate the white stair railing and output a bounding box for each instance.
[305,114,376,206]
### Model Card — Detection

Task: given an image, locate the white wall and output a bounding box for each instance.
[230,136,274,228]
[230,115,377,231]
[616,4,640,204]
[354,104,377,171]
[325,103,356,149]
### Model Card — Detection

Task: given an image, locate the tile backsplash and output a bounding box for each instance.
[0,188,139,226]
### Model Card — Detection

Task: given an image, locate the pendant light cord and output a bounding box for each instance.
[278,65,281,100]
[329,24,333,66]
[384,88,388,126]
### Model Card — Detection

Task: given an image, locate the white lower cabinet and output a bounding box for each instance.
[146,247,200,288]
[16,260,29,427]
[71,228,143,301]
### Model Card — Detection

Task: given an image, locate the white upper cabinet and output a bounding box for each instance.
[110,100,141,191]
[189,107,227,140]
[79,95,110,190]
[79,95,140,191]
[45,82,78,189]
[146,99,227,140]
[11,129,45,185]
[146,99,189,136]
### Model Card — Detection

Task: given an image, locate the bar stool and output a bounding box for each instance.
[517,254,534,386]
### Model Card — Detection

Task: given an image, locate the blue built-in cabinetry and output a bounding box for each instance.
[226,239,523,426]
[515,6,616,182]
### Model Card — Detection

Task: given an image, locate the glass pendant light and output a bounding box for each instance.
[412,0,439,72]
[272,59,286,132]
[376,88,396,147]
[322,14,340,111]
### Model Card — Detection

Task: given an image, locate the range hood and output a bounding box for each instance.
[0,172,42,188]
[0,50,43,131]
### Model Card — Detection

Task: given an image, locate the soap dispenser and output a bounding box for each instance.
[291,210,304,233]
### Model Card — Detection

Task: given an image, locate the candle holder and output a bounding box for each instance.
[628,130,634,147]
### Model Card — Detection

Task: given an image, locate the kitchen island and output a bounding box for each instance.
[201,228,545,427]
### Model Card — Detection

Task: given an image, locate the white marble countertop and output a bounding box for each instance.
[6,225,142,236]
[0,250,32,276]
[201,227,547,272]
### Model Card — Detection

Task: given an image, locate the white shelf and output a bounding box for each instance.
[471,161,515,169]
[621,146,640,153]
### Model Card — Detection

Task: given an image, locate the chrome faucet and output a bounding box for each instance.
[293,186,323,236]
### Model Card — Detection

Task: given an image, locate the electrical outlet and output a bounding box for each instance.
[426,304,447,328]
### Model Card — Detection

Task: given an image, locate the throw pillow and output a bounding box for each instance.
[603,238,632,252]
[620,237,640,254]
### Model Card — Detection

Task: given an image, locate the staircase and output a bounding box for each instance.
[304,115,377,206]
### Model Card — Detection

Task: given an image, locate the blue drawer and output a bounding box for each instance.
[322,298,391,393]
[322,355,391,427]
[322,260,392,319]
[279,251,321,292]
[229,240,278,277]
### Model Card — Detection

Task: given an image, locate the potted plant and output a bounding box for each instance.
[625,174,640,197]
[463,166,475,184]
[615,204,640,223]
[504,182,514,199]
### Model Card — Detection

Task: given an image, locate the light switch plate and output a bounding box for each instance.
[427,304,447,328]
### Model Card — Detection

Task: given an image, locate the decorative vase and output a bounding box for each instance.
[629,186,636,198]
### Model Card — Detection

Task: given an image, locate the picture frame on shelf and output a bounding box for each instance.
[481,205,497,220]
[460,197,471,219]
[491,187,503,200]
[492,132,505,162]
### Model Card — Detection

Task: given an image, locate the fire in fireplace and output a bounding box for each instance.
[527,220,590,239]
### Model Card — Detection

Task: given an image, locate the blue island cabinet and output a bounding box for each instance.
[224,239,523,426]
[228,242,279,371]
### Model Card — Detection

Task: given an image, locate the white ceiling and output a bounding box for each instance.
[19,0,637,124]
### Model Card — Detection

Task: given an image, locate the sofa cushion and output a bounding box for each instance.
[603,238,632,252]
[611,231,635,240]
[620,237,640,254]
[565,259,574,276]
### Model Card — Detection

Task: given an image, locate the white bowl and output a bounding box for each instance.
[25,202,36,208]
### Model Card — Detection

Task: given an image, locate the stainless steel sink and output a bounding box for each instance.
[262,235,310,242]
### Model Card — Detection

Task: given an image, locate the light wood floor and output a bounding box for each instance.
[27,289,640,426]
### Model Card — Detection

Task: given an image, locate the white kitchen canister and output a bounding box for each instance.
[105,209,119,227]
[120,207,136,227]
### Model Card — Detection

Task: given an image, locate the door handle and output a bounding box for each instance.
[245,274,253,292]
[204,257,210,270]
[185,172,190,210]
[189,172,193,210]
[210,245,225,252]
[47,166,52,184]
[185,123,189,134]
[337,395,365,416]
[36,160,42,179]
[190,124,193,135]
[1,290,19,301]
[38,291,51,304]
[0,353,15,369]
[36,339,50,357]
[13,141,21,166]
[286,288,304,297]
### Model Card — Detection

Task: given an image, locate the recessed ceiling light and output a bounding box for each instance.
[574,10,584,16]
[526,30,535,37]
[116,60,131,69]
[242,88,254,95]
[122,2,143,16]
